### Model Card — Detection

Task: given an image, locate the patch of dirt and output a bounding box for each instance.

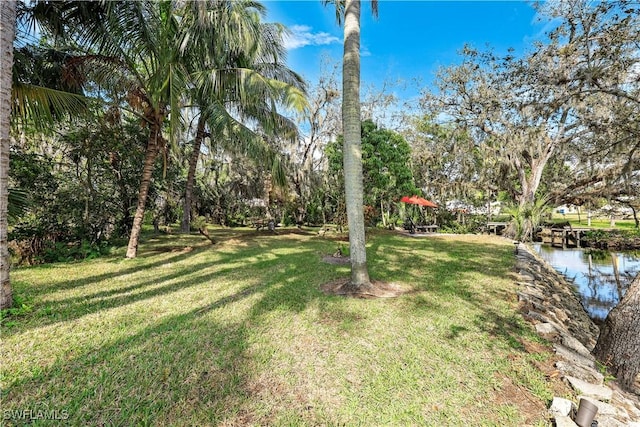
[521,339,573,397]
[279,228,317,236]
[492,373,550,425]
[321,255,351,265]
[142,245,198,255]
[220,229,318,244]
[490,338,572,425]
[320,278,410,298]
[317,234,349,242]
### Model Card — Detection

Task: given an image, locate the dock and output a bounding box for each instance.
[542,227,591,248]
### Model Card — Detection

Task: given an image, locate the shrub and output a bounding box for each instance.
[0,292,33,326]
[583,229,640,250]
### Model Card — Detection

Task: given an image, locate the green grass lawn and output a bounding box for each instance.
[1,228,558,426]
[551,212,637,230]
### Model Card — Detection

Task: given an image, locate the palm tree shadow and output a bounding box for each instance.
[4,231,537,425]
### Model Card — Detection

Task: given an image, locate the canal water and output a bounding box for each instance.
[532,244,640,323]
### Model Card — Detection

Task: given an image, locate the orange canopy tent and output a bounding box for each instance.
[400,195,438,208]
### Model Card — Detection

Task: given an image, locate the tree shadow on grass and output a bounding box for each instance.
[3,231,542,425]
[235,231,520,334]
[19,229,272,295]
[369,234,512,292]
[24,239,211,294]
[12,230,522,342]
[3,292,258,425]
[365,232,541,352]
[8,244,323,334]
[2,237,347,425]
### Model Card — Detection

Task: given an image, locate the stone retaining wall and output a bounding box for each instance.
[514,243,640,426]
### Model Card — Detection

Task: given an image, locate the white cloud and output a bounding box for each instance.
[283,25,341,50]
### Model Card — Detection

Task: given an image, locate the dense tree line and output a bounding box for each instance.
[420,1,639,238]
[3,1,638,265]
[1,0,638,393]
[3,0,638,258]
[5,0,307,264]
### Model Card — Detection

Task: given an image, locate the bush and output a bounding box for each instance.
[0,292,33,326]
[40,240,112,264]
[363,205,378,227]
[9,220,114,265]
[437,212,488,234]
[583,229,640,250]
[504,199,550,241]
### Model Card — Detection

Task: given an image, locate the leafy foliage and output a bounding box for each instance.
[504,197,551,242]
[327,119,419,225]
[8,114,149,264]
[0,292,32,325]
[408,115,485,203]
[583,229,640,250]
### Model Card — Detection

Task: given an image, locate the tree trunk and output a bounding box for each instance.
[181,115,206,233]
[109,153,133,236]
[518,160,546,208]
[631,205,638,229]
[125,123,161,258]
[593,273,640,392]
[0,1,16,310]
[342,0,370,287]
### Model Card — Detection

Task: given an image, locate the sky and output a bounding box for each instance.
[265,1,552,102]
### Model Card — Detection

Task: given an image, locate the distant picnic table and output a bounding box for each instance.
[486,221,508,235]
[249,217,276,232]
[416,224,438,233]
[403,218,438,234]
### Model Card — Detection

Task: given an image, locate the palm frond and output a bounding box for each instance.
[323,0,345,25]
[12,82,87,129]
[203,105,288,187]
[167,62,190,146]
[8,188,29,222]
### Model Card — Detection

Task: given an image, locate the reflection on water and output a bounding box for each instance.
[532,244,640,323]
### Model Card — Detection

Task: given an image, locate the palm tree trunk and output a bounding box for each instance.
[181,115,206,233]
[0,1,16,309]
[342,0,370,287]
[125,123,160,258]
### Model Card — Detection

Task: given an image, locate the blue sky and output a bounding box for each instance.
[266,1,551,99]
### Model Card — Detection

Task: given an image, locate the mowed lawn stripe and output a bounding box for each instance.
[2,229,553,426]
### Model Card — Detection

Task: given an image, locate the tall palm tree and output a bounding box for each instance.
[179,2,306,233]
[0,0,17,310]
[112,1,179,259]
[326,0,377,290]
[62,0,304,257]
[50,1,291,257]
[47,0,181,258]
[1,0,93,308]
[342,0,370,288]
